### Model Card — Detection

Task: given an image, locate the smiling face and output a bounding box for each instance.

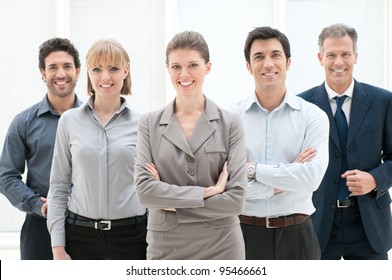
[40,51,80,98]
[166,48,211,97]
[88,63,128,99]
[318,35,358,93]
[246,38,290,94]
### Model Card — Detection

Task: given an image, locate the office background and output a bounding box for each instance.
[0,0,391,258]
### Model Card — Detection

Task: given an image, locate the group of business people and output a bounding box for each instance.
[0,23,391,260]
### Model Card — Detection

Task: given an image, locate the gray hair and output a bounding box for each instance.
[318,23,358,54]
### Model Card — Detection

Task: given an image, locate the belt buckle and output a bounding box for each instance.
[265,217,278,228]
[336,200,349,208]
[95,220,111,230]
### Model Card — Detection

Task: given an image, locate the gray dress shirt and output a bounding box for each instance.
[47,96,146,247]
[0,95,82,217]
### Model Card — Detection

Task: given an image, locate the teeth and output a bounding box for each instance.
[180,81,192,86]
[333,69,345,73]
[264,72,275,76]
[56,81,67,85]
[101,84,111,88]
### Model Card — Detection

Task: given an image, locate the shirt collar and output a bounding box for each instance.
[244,90,300,112]
[37,94,82,116]
[325,79,354,100]
[37,95,54,116]
[86,96,129,113]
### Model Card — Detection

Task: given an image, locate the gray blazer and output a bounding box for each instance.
[135,96,247,231]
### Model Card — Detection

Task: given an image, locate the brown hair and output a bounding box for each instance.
[165,31,210,65]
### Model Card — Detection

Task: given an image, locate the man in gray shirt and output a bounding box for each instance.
[0,38,82,259]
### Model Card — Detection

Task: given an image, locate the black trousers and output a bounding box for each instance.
[241,217,320,260]
[322,205,388,260]
[20,213,53,260]
[65,217,147,260]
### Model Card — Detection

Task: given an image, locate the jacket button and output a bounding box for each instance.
[187,155,194,162]
[187,169,195,176]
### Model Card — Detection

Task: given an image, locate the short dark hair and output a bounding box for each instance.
[38,38,81,70]
[166,30,210,65]
[318,23,358,54]
[244,26,291,64]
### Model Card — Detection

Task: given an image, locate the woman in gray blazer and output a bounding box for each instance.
[134,31,247,260]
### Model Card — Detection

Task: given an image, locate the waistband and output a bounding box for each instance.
[66,211,147,230]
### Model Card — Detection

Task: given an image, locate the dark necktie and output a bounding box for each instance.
[334,95,350,200]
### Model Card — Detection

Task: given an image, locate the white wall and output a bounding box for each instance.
[0,0,391,236]
[287,0,386,94]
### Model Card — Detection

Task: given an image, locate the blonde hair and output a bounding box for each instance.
[86,39,131,96]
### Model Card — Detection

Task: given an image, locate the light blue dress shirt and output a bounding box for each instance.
[230,92,329,217]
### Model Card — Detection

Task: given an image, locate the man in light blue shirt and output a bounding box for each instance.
[230,26,329,259]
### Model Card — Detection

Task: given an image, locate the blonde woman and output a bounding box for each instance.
[47,39,147,260]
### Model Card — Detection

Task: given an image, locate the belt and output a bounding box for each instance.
[66,211,147,230]
[239,214,309,228]
[336,197,356,208]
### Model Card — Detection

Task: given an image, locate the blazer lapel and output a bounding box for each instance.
[188,96,219,154]
[312,83,341,149]
[160,100,193,156]
[347,81,370,147]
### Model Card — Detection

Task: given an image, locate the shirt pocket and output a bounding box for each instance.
[204,146,227,154]
[203,146,228,174]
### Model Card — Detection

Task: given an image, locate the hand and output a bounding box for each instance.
[294,147,317,163]
[204,161,228,198]
[342,169,377,196]
[274,188,283,194]
[40,197,48,217]
[52,246,72,260]
[145,163,160,181]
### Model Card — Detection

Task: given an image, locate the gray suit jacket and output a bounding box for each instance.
[135,96,247,231]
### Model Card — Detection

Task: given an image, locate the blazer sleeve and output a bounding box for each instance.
[369,93,392,198]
